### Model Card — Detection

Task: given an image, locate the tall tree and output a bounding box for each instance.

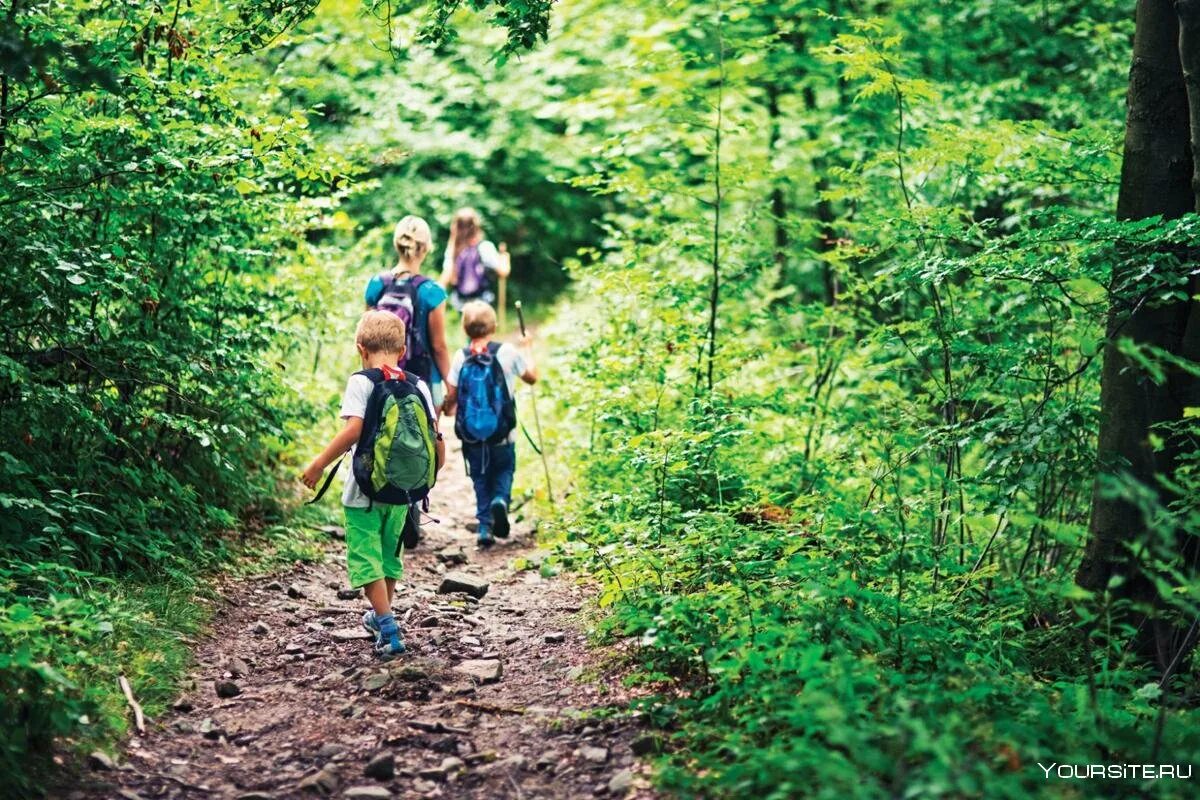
[1077,0,1200,667]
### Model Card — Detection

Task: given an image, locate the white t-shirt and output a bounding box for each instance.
[339,371,436,508]
[446,342,528,445]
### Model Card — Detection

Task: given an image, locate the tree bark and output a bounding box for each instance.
[766,82,788,273]
[1077,0,1200,668]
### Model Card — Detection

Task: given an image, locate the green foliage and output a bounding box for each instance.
[0,0,350,788]
[533,1,1200,797]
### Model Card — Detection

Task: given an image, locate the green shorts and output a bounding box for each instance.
[343,504,406,588]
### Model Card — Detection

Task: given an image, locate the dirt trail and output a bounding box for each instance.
[75,437,657,800]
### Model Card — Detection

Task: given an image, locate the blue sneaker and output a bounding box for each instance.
[491,501,510,539]
[362,610,381,642]
[477,528,495,548]
[374,629,406,659]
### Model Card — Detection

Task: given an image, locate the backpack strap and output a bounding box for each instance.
[355,367,385,384]
[306,452,347,505]
[399,371,438,427]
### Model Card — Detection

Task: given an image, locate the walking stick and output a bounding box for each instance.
[497,243,510,333]
[515,301,554,509]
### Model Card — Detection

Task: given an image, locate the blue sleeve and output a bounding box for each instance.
[364,274,384,308]
[420,280,447,310]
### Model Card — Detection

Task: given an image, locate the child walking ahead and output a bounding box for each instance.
[302,311,445,658]
[442,301,537,547]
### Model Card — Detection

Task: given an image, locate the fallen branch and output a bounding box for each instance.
[455,700,526,716]
[118,675,146,735]
[407,719,472,735]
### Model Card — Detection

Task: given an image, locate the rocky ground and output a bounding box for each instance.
[71,438,660,800]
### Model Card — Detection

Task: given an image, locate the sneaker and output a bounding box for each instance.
[477,529,496,548]
[374,631,406,659]
[491,501,510,539]
[362,609,381,642]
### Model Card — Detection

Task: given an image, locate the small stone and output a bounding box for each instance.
[389,665,427,682]
[329,627,372,642]
[453,659,502,684]
[337,588,362,601]
[316,743,346,760]
[477,755,527,776]
[251,621,270,636]
[296,765,339,794]
[436,546,469,565]
[344,788,392,799]
[460,635,482,647]
[440,756,466,775]
[535,750,557,771]
[117,790,145,800]
[465,751,497,766]
[465,522,479,533]
[364,750,395,780]
[418,615,440,628]
[199,718,225,740]
[172,698,195,712]
[438,572,489,599]
[544,631,565,644]
[417,765,447,781]
[227,657,251,678]
[214,680,241,698]
[412,779,438,795]
[318,525,346,539]
[580,746,608,764]
[87,750,117,771]
[361,671,390,691]
[608,769,634,795]
[287,583,305,599]
[631,734,662,756]
[236,794,275,800]
[284,642,305,655]
[265,581,284,591]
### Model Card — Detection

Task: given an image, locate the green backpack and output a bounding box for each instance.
[351,368,437,506]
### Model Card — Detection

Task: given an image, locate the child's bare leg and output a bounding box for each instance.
[363,579,391,616]
[385,578,396,605]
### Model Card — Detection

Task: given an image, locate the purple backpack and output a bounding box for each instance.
[455,244,488,298]
[374,272,433,381]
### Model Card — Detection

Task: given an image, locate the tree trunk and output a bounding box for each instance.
[1076,0,1200,668]
[766,82,788,274]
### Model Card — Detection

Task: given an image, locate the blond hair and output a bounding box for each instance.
[393,215,432,265]
[356,310,407,355]
[461,300,497,340]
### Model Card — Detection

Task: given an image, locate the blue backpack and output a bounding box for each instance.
[454,342,516,445]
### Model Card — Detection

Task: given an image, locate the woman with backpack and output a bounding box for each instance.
[364,216,452,410]
[440,207,511,310]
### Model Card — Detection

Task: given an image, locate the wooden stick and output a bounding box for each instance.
[515,301,555,509]
[118,675,146,735]
[455,699,526,715]
[497,242,510,333]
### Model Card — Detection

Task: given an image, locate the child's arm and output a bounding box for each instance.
[428,304,452,386]
[518,333,538,385]
[435,432,446,473]
[301,417,363,489]
[441,385,458,417]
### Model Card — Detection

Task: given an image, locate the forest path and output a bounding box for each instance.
[76,436,656,800]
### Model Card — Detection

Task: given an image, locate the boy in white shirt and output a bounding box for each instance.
[442,301,537,547]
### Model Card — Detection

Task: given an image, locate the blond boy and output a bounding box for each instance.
[303,311,445,657]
